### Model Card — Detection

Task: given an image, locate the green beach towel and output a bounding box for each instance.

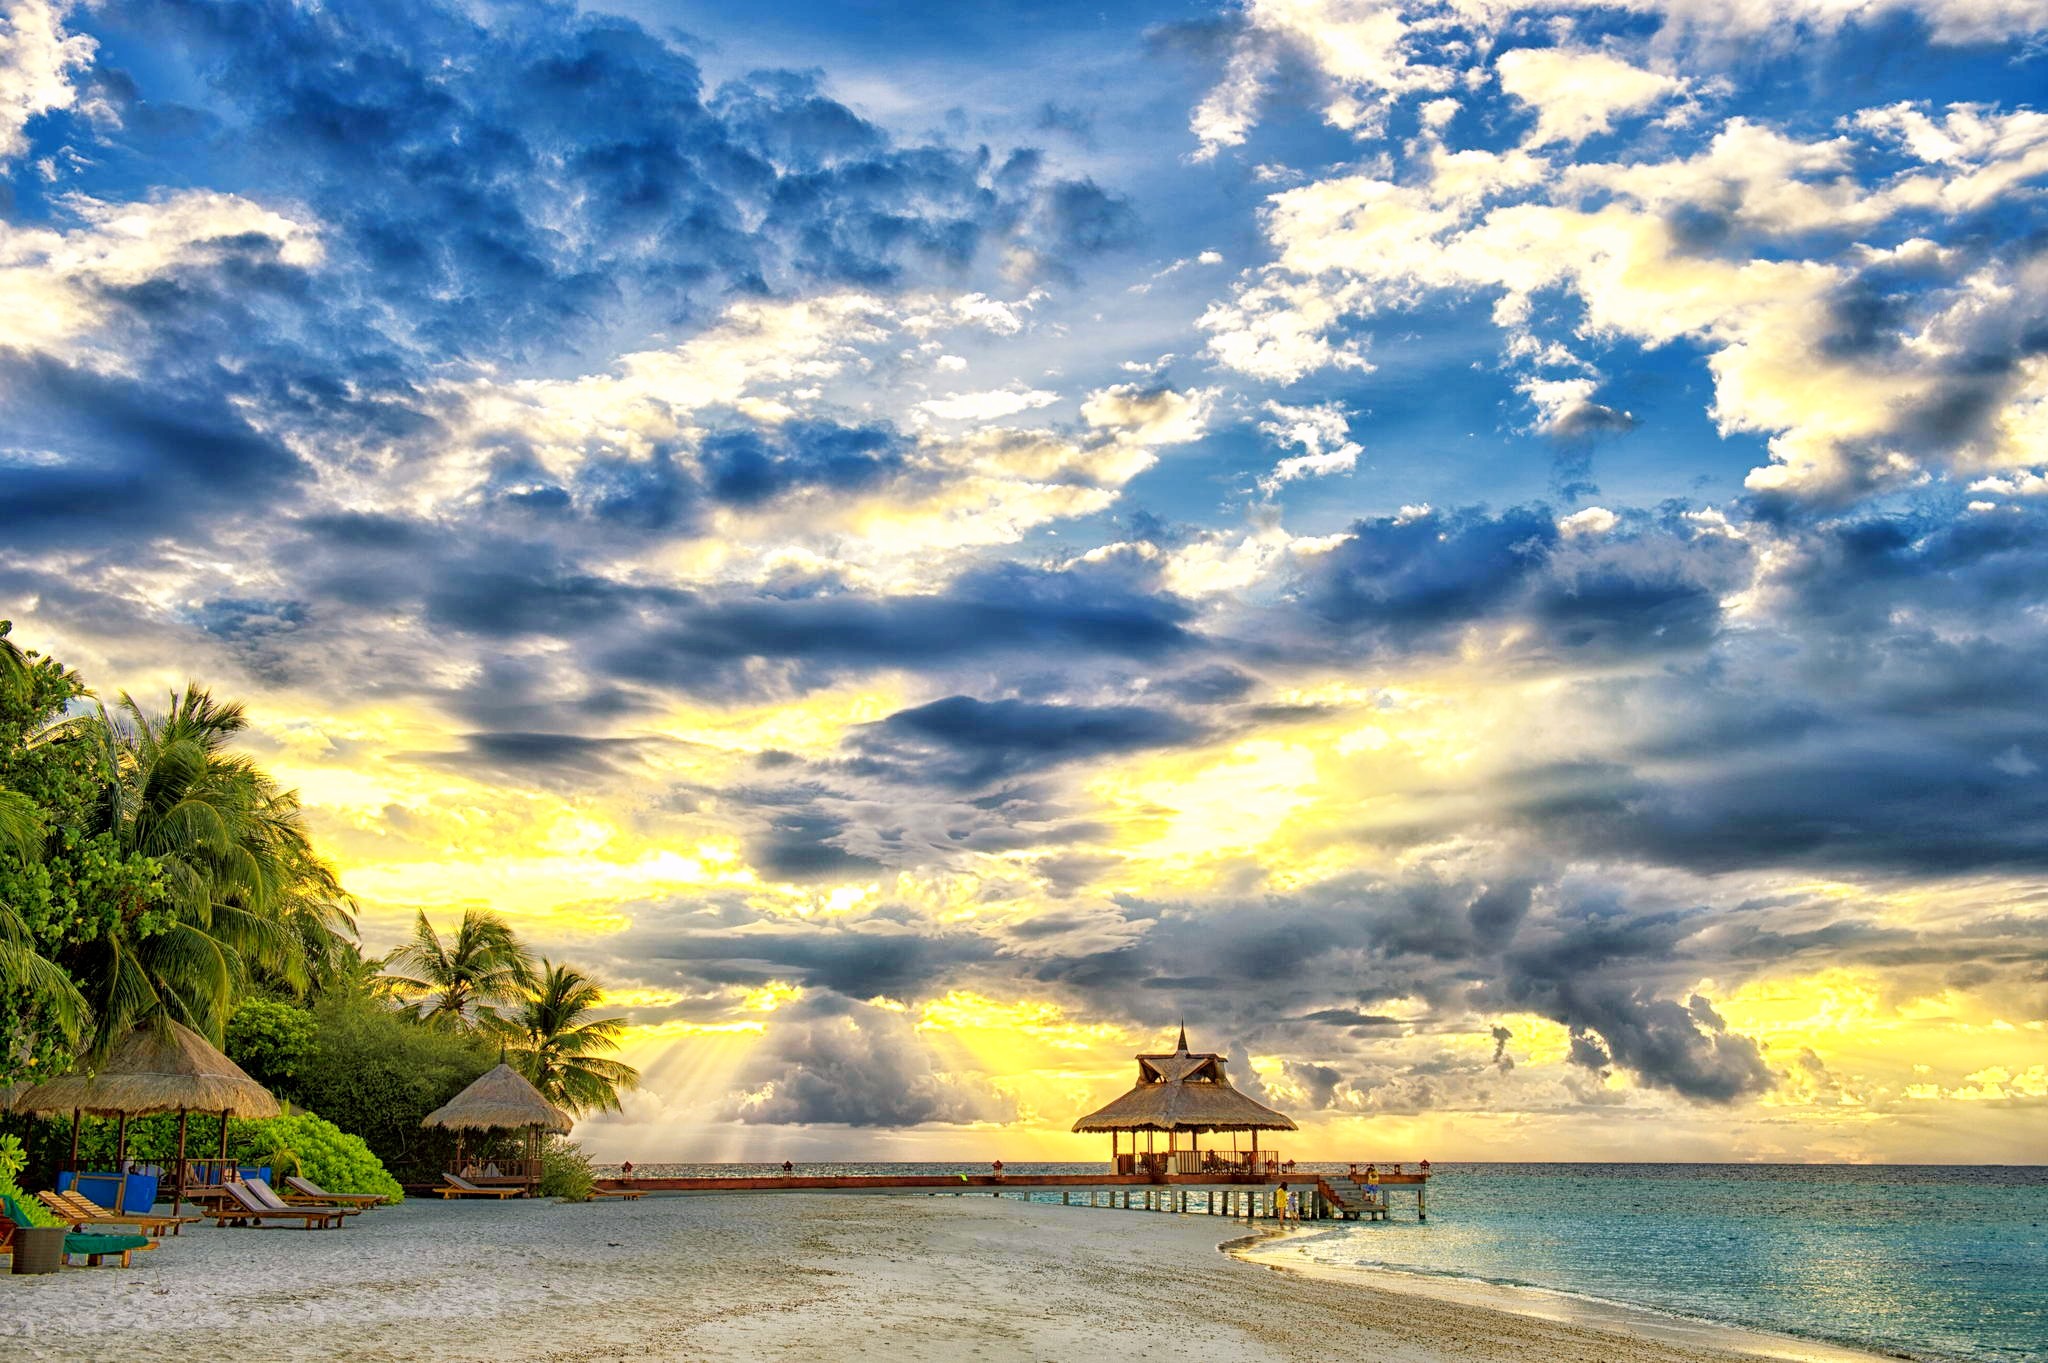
[2,1193,151,1259]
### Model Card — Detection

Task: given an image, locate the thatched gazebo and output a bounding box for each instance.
[421,1062,571,1195]
[1072,1028,1297,1177]
[13,1020,281,1214]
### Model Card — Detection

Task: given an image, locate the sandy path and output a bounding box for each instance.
[0,1194,1895,1362]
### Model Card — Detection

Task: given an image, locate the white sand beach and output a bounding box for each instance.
[2,1194,1902,1363]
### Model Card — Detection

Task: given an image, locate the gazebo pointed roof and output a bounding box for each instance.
[421,1062,572,1134]
[12,1020,281,1118]
[1072,1031,1296,1134]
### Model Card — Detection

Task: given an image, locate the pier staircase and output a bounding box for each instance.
[1321,1176,1391,1221]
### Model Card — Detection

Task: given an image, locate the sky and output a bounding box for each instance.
[2,0,2045,1166]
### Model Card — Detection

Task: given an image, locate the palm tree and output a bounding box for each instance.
[380,909,537,1030]
[0,782,88,1045]
[503,961,640,1115]
[62,686,349,1056]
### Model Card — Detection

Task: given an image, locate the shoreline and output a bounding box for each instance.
[1231,1226,1915,1363]
[0,1194,1949,1362]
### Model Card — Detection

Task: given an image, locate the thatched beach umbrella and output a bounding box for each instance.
[421,1062,571,1195]
[1072,1028,1297,1173]
[14,1020,281,1214]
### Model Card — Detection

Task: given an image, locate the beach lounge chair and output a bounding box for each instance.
[282,1175,386,1209]
[242,1177,360,1217]
[212,1179,347,1229]
[436,1173,523,1199]
[588,1186,645,1199]
[0,1195,155,1267]
[40,1190,201,1237]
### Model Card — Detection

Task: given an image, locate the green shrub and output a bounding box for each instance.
[0,1134,56,1226]
[539,1137,594,1201]
[228,1113,403,1204]
[290,996,493,1185]
[31,1109,401,1204]
[225,999,318,1095]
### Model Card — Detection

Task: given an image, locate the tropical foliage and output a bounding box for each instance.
[538,1136,597,1201]
[380,908,536,1029]
[61,1110,404,1204]
[502,961,641,1116]
[0,1134,58,1227]
[0,621,643,1192]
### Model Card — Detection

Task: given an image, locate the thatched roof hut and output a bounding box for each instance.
[1074,1029,1294,1171]
[13,1020,280,1120]
[422,1063,572,1135]
[13,1019,282,1213]
[422,1063,570,1196]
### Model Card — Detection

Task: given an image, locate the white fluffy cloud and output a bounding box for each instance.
[0,191,322,358]
[1202,105,2048,500]
[0,0,93,165]
[1495,46,1687,147]
[917,387,1061,421]
[1259,399,1362,488]
[1187,0,2047,157]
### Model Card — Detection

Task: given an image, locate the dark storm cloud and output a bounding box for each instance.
[699,420,907,507]
[1277,504,1742,664]
[847,695,1205,789]
[599,561,1199,695]
[0,353,310,548]
[1301,1009,1403,1029]
[1154,664,1257,704]
[642,922,996,1000]
[408,730,676,782]
[746,803,888,882]
[723,994,1016,1126]
[1010,876,1785,1104]
[1498,910,1774,1100]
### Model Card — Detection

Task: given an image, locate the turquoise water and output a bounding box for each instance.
[610,1162,2046,1362]
[1279,1164,2047,1363]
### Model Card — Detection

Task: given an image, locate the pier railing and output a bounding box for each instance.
[447,1158,541,1187]
[1115,1151,1284,1177]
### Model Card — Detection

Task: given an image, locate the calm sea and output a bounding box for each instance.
[606,1161,2046,1362]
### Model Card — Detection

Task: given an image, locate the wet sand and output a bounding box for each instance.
[1,1193,1902,1362]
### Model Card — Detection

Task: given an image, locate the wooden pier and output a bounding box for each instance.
[590,1169,1428,1222]
[586,1030,1432,1225]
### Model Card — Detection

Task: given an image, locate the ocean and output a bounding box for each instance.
[1268,1163,2046,1363]
[606,1161,2047,1362]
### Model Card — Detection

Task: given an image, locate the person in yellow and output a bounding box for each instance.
[1275,1183,1292,1222]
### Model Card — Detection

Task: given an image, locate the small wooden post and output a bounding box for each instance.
[113,1113,130,1211]
[172,1108,189,1217]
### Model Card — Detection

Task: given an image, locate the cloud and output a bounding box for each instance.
[0,350,310,548]
[850,695,1207,790]
[1258,399,1361,490]
[595,561,1200,697]
[1521,378,1637,441]
[917,387,1061,421]
[725,995,1017,1126]
[1206,108,2048,501]
[0,0,94,164]
[1183,0,2047,157]
[1495,46,1686,148]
